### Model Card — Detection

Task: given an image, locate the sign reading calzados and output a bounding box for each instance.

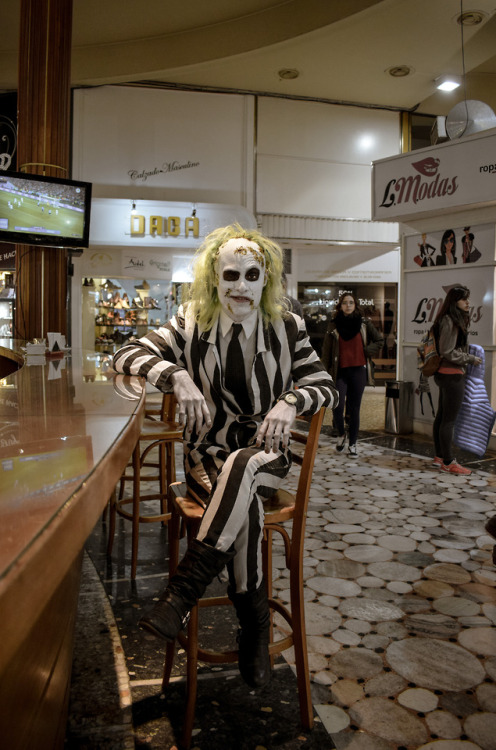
[372,127,496,221]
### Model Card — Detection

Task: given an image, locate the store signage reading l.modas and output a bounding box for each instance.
[372,126,496,222]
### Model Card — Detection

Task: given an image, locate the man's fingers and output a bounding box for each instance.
[202,402,212,427]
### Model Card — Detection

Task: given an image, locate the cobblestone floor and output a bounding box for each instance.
[67,400,496,750]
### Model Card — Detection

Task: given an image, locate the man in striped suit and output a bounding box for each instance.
[113,224,337,688]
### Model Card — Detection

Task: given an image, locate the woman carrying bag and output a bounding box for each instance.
[432,284,482,475]
[321,292,383,457]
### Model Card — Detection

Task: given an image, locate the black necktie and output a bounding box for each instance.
[225,323,251,413]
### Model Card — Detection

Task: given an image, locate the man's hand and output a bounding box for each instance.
[256,399,297,453]
[170,370,212,436]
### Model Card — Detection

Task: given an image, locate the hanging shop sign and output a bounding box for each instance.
[0,246,16,268]
[80,246,173,280]
[372,127,496,222]
[89,199,256,248]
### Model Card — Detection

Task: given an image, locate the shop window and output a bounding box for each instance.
[84,278,189,355]
[298,282,398,382]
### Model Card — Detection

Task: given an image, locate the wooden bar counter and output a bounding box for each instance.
[0,342,145,749]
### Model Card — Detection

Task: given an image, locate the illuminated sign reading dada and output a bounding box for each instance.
[130,215,199,239]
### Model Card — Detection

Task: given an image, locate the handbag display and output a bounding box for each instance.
[453,345,496,457]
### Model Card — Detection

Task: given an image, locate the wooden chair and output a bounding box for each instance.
[162,407,325,749]
[107,392,183,578]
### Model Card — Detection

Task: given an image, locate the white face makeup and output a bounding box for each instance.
[215,238,266,322]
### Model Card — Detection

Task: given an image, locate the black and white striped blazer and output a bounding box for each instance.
[113,309,338,462]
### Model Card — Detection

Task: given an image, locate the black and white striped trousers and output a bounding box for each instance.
[187,446,291,594]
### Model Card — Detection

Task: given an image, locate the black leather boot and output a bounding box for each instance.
[140,539,234,641]
[229,583,271,689]
[485,516,496,539]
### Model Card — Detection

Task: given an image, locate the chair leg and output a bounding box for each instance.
[107,487,117,557]
[131,443,141,579]
[162,641,176,689]
[159,440,168,524]
[118,472,126,501]
[290,565,313,730]
[262,529,275,669]
[181,604,200,750]
[168,499,181,577]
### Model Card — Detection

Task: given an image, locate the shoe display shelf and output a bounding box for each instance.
[0,272,15,338]
[91,278,162,353]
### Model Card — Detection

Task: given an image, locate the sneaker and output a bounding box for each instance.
[336,435,346,453]
[348,444,358,458]
[440,460,471,476]
[432,456,443,468]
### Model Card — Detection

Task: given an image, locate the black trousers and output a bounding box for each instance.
[333,365,367,446]
[433,372,465,463]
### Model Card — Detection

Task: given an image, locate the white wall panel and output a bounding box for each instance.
[257,157,372,218]
[295,247,399,283]
[256,97,400,219]
[258,98,400,163]
[72,86,254,208]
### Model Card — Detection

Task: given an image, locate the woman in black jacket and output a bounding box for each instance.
[432,284,482,475]
[321,292,383,457]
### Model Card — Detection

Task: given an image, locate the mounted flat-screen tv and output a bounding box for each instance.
[0,171,92,249]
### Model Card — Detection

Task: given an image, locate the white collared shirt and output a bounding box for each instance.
[218,309,257,387]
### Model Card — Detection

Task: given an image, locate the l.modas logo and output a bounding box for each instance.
[412,157,440,177]
[379,156,458,209]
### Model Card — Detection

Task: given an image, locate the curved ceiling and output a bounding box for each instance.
[1,0,496,116]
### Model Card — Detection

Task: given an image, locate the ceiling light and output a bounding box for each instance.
[435,75,462,91]
[387,65,412,78]
[278,69,299,80]
[457,10,485,25]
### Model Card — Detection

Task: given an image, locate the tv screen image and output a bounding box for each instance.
[0,171,92,249]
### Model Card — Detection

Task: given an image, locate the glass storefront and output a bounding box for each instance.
[298,281,398,381]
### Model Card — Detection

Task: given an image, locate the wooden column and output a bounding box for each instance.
[15,0,73,340]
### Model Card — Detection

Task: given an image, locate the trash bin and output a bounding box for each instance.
[385,381,413,434]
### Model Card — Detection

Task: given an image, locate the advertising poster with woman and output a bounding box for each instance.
[405,223,494,270]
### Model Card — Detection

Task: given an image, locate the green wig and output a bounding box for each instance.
[185,223,287,329]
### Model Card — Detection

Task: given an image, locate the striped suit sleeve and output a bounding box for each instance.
[281,314,339,415]
[112,315,187,391]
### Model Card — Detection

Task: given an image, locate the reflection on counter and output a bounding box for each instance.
[0,434,92,501]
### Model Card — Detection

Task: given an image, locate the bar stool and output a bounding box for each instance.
[162,407,325,749]
[107,392,183,578]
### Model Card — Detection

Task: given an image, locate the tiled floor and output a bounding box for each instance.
[66,402,496,750]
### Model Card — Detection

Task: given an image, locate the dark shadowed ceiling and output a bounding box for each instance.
[1,0,496,119]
